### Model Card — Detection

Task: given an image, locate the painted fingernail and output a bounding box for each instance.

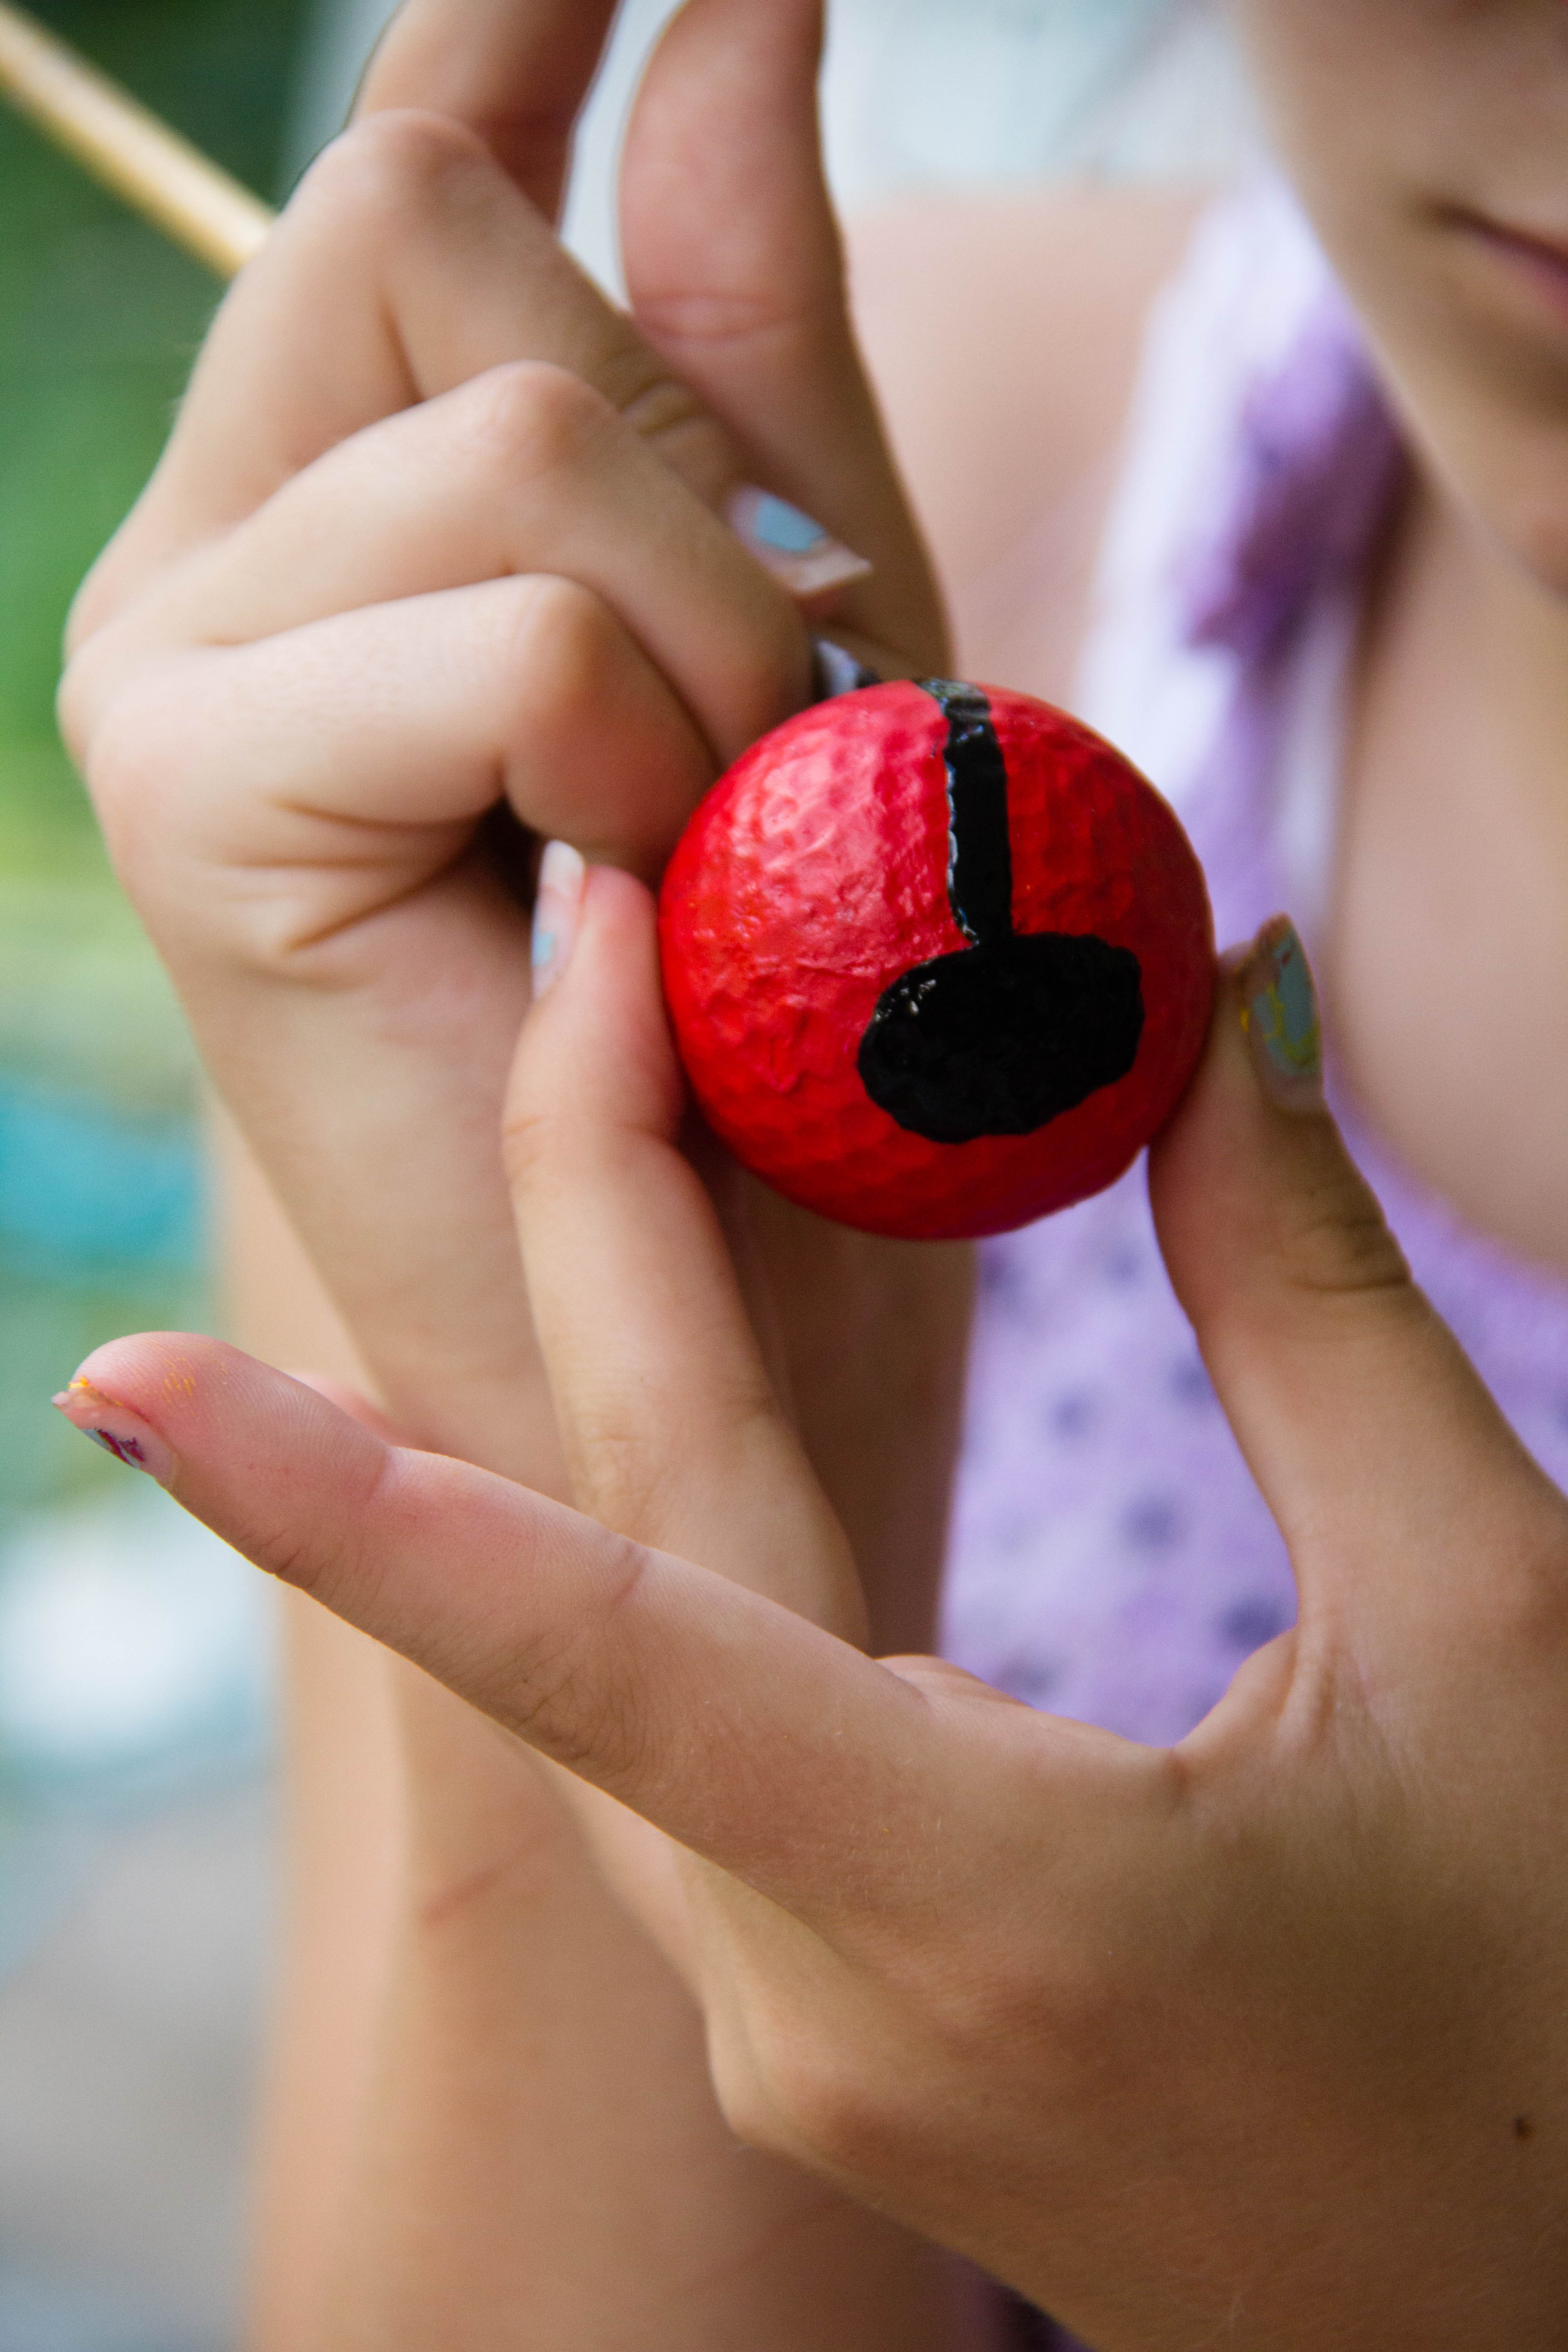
[530,839,586,1000]
[51,1378,177,1487]
[812,637,881,699]
[1238,916,1323,1111]
[725,484,873,598]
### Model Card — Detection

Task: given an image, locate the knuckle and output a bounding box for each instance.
[1247,1116,1412,1310]
[498,574,615,724]
[69,664,189,887]
[710,2058,799,2160]
[54,645,100,772]
[512,1643,647,1785]
[1279,1171,1410,1304]
[935,1936,1124,2075]
[490,1537,652,1784]
[737,2016,903,2176]
[523,572,616,677]
[62,549,122,666]
[499,1098,560,1203]
[1442,1493,1568,1671]
[866,1900,1147,2108]
[563,1407,682,1544]
[632,279,847,362]
[300,108,492,231]
[451,360,613,480]
[704,2030,781,2154]
[246,1510,376,1613]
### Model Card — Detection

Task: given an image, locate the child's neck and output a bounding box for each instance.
[1332,462,1568,1273]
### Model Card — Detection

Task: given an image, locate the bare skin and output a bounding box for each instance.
[66,6,977,2344]
[1226,0,1568,1276]
[857,4,1568,1289]
[215,162,1200,2352]
[60,0,1568,2339]
[63,896,1568,2345]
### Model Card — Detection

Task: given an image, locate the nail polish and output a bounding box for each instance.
[726,484,873,599]
[530,838,586,1000]
[51,1378,177,1487]
[811,637,881,700]
[1239,916,1324,1112]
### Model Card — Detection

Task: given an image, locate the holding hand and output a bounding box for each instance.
[63,892,1568,2348]
[57,0,948,1486]
[56,11,972,2338]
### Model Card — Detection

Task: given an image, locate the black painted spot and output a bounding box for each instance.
[857,680,1144,1145]
[934,680,1014,944]
[859,931,1144,1144]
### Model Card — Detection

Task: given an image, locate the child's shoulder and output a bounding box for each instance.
[844,186,1210,695]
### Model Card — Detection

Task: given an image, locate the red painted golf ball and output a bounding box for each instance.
[658,679,1214,1241]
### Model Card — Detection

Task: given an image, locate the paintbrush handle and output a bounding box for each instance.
[0,0,274,278]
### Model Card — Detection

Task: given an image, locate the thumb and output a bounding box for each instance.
[1147,920,1566,1648]
[621,0,947,668]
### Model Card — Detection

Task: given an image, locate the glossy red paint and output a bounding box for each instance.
[659,681,1215,1240]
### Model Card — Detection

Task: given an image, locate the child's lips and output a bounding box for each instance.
[1451,207,1568,330]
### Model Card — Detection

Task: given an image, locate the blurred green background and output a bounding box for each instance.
[0,0,306,1519]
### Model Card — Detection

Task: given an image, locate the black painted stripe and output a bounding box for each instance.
[918,679,1013,946]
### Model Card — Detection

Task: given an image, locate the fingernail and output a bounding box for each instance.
[530,839,586,1000]
[1237,916,1324,1112]
[725,484,873,598]
[52,1378,177,1487]
[812,637,881,699]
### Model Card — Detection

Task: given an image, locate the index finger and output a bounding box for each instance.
[56,1334,929,1936]
[353,0,622,219]
[74,113,738,637]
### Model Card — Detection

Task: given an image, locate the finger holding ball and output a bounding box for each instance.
[659,680,1215,1241]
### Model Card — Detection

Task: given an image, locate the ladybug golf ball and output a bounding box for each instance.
[659,680,1215,1242]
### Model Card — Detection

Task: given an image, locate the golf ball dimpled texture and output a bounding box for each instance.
[659,679,1215,1241]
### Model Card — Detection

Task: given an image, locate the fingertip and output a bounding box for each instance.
[51,1334,334,1501]
[528,853,659,1007]
[622,0,838,325]
[54,1365,180,1490]
[1152,921,1323,1162]
[1235,917,1325,1116]
[56,1333,392,1515]
[64,1331,232,1438]
[528,836,586,1000]
[1148,926,1372,1322]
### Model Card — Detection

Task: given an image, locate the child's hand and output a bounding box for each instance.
[65,906,1568,2347]
[57,0,947,1485]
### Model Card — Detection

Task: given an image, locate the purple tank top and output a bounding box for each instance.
[941,185,1568,1746]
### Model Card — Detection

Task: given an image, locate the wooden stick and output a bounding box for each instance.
[0,0,275,278]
